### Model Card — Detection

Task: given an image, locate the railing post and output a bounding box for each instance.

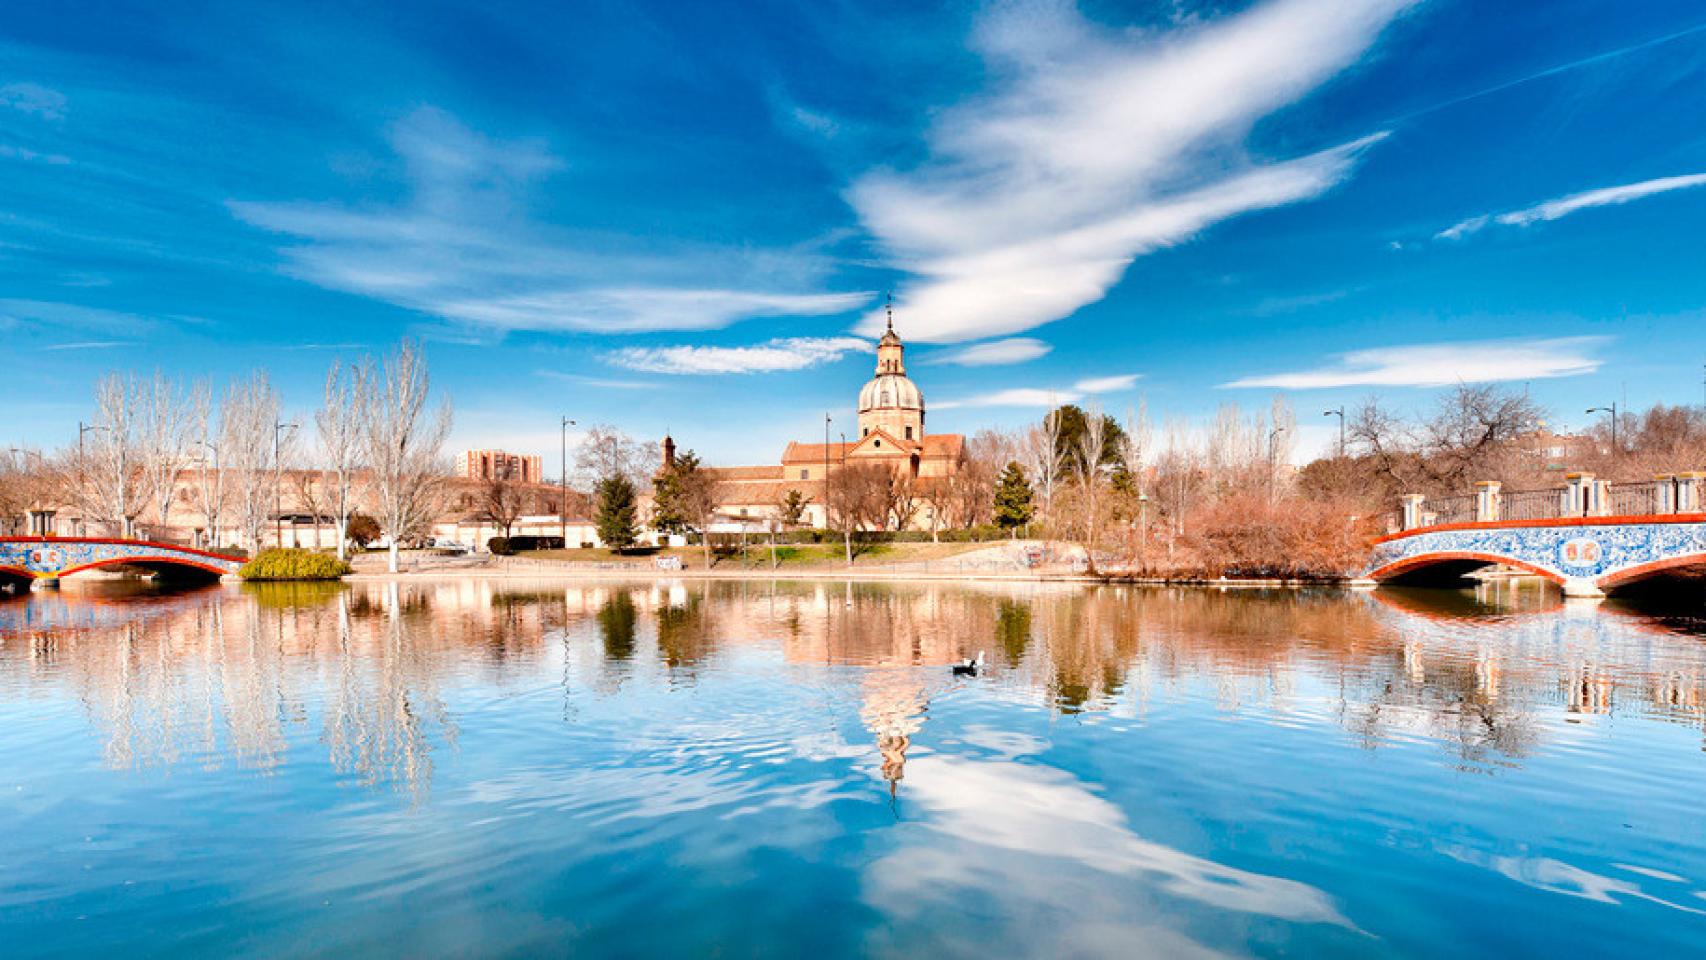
[1400,493,1426,531]
[1592,479,1614,517]
[1562,472,1593,517]
[1474,481,1502,522]
[1656,474,1677,514]
[1677,472,1704,513]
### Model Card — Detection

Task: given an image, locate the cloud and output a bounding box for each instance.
[41,340,130,351]
[231,107,864,334]
[1437,173,1706,240]
[937,371,1141,409]
[0,82,67,121]
[1223,336,1606,389]
[437,288,868,334]
[935,388,1075,410]
[0,144,72,165]
[1074,373,1142,393]
[0,299,159,335]
[539,371,653,390]
[926,338,1052,366]
[850,0,1414,342]
[606,336,870,375]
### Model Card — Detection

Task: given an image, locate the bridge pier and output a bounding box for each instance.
[1561,577,1604,600]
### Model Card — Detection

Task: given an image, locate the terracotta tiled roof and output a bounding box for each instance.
[716,480,828,504]
[781,441,856,464]
[706,465,786,481]
[920,434,964,459]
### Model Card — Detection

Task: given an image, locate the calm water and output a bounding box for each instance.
[2,578,1705,957]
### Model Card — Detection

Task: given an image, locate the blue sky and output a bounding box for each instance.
[3,0,1705,467]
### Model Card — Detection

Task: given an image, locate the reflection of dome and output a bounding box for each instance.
[858,374,924,414]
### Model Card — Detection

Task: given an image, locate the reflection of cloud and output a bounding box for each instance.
[1442,845,1706,916]
[865,756,1352,955]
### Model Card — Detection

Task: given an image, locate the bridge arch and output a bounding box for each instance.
[1367,551,1566,588]
[1596,552,1706,592]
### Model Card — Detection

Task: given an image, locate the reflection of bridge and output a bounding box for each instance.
[0,537,244,588]
[1365,473,1706,597]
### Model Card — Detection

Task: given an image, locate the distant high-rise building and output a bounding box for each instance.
[456,449,543,483]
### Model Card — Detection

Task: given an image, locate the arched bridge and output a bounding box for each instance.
[0,537,244,588]
[1364,473,1706,597]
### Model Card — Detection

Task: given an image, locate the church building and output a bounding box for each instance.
[682,311,967,530]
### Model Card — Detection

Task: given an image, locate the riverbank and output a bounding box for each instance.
[337,540,1378,588]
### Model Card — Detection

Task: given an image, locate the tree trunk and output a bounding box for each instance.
[843,527,852,566]
[388,540,400,573]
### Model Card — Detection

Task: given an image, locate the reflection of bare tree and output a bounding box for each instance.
[8,577,1706,796]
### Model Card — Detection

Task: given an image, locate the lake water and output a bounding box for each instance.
[2,578,1704,957]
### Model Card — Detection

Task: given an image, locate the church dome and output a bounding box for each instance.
[859,373,924,414]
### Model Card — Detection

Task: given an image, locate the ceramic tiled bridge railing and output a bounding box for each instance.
[1365,472,1706,597]
[0,537,245,588]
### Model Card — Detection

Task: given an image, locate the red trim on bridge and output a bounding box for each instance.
[0,536,246,565]
[1596,553,1706,589]
[1366,551,1566,586]
[1373,512,1706,546]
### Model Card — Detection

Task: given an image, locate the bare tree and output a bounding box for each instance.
[482,474,528,540]
[223,373,282,552]
[885,472,923,532]
[1023,410,1065,530]
[135,373,205,541]
[189,396,228,548]
[316,360,369,560]
[574,425,659,490]
[921,476,955,541]
[1071,402,1110,572]
[363,340,453,573]
[78,373,149,538]
[828,463,891,562]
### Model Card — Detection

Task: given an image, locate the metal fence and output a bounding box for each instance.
[1608,480,1666,517]
[1424,493,1476,526]
[1500,488,1559,521]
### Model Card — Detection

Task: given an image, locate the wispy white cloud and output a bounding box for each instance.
[926,337,1053,366]
[0,144,72,165]
[935,388,1073,410]
[0,82,67,121]
[439,288,868,334]
[41,340,129,351]
[936,372,1139,409]
[232,107,865,335]
[1437,173,1706,240]
[0,299,158,335]
[539,371,653,390]
[606,336,870,375]
[851,0,1414,342]
[1074,373,1142,393]
[1223,336,1607,389]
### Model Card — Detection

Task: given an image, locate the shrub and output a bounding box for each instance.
[487,536,514,556]
[239,548,353,581]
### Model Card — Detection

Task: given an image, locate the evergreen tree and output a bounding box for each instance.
[594,474,640,550]
[993,461,1035,529]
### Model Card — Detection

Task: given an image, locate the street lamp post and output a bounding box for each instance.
[1322,407,1345,459]
[1587,404,1618,457]
[560,416,577,548]
[823,413,832,531]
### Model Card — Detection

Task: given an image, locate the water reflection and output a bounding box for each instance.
[5,578,1706,795]
[4,578,1706,954]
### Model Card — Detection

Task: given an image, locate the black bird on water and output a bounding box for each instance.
[952,651,986,677]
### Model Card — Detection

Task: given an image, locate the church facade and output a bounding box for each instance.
[684,316,967,531]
